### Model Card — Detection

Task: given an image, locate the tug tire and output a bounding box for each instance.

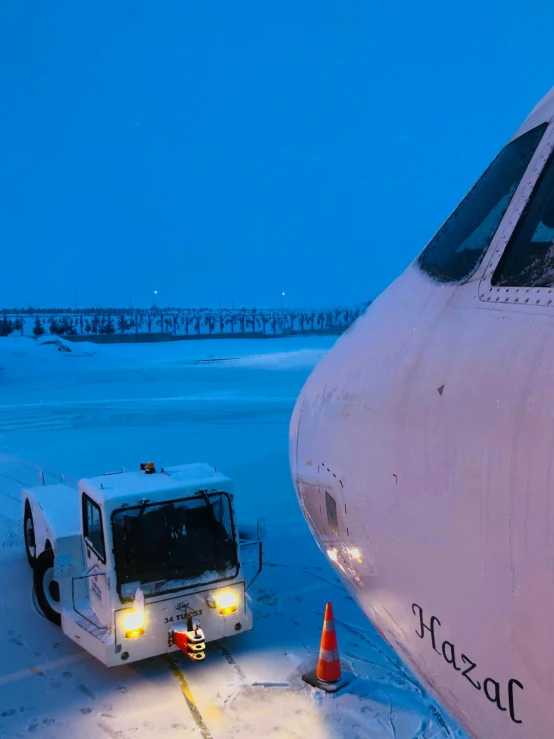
[23,502,37,569]
[34,549,62,626]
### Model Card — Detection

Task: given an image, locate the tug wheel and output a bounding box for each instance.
[23,502,37,569]
[34,549,62,626]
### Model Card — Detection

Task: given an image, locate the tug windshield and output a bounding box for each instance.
[112,492,238,599]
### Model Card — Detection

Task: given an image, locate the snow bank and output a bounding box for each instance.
[0,335,336,383]
[0,336,100,381]
[36,335,99,355]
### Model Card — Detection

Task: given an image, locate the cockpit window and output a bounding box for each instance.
[417,123,547,284]
[492,138,554,287]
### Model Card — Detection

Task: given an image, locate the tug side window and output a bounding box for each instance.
[417,123,547,284]
[325,491,340,537]
[82,494,106,562]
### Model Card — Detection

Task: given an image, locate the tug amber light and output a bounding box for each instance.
[123,609,145,637]
[216,589,238,615]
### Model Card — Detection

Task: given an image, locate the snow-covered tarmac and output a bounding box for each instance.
[0,335,466,738]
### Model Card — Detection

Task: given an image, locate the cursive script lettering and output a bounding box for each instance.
[412,603,441,654]
[508,678,523,724]
[461,653,481,690]
[441,640,460,671]
[412,603,524,725]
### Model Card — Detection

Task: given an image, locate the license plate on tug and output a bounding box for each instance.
[164,608,203,624]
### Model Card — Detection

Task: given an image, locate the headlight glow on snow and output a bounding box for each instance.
[123,608,145,638]
[214,589,238,615]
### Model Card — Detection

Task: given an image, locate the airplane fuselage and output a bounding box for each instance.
[290,89,554,738]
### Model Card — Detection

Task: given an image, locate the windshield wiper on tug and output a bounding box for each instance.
[199,491,222,559]
[124,500,154,585]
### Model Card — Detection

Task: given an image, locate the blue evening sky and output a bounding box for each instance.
[1,1,553,309]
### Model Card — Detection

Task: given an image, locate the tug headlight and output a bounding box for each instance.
[207,589,238,615]
[123,609,145,638]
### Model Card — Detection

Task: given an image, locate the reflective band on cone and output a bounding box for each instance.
[316,602,342,683]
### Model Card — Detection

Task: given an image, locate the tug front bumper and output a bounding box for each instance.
[106,585,252,666]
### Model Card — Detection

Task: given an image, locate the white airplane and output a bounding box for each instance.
[289,86,554,739]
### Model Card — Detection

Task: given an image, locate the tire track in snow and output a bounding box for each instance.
[216,645,247,681]
[0,515,22,549]
[0,485,21,504]
[0,476,24,550]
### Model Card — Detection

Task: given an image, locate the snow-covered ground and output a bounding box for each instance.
[0,335,467,739]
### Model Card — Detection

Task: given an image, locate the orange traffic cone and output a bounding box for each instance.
[316,602,341,682]
[302,601,355,693]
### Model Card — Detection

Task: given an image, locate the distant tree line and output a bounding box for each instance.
[0,305,369,339]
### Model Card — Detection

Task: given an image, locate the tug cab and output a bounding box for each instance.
[22,462,262,666]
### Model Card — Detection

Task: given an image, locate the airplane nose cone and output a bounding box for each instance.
[288,267,455,592]
[288,313,376,574]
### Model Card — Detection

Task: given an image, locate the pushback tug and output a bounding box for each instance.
[22,462,263,666]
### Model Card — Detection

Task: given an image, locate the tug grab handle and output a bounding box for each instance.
[240,540,263,591]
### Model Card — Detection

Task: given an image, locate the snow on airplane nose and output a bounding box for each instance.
[290,87,554,739]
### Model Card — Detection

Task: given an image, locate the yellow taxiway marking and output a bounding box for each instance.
[0,651,89,687]
[2,643,224,737]
[163,654,214,739]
